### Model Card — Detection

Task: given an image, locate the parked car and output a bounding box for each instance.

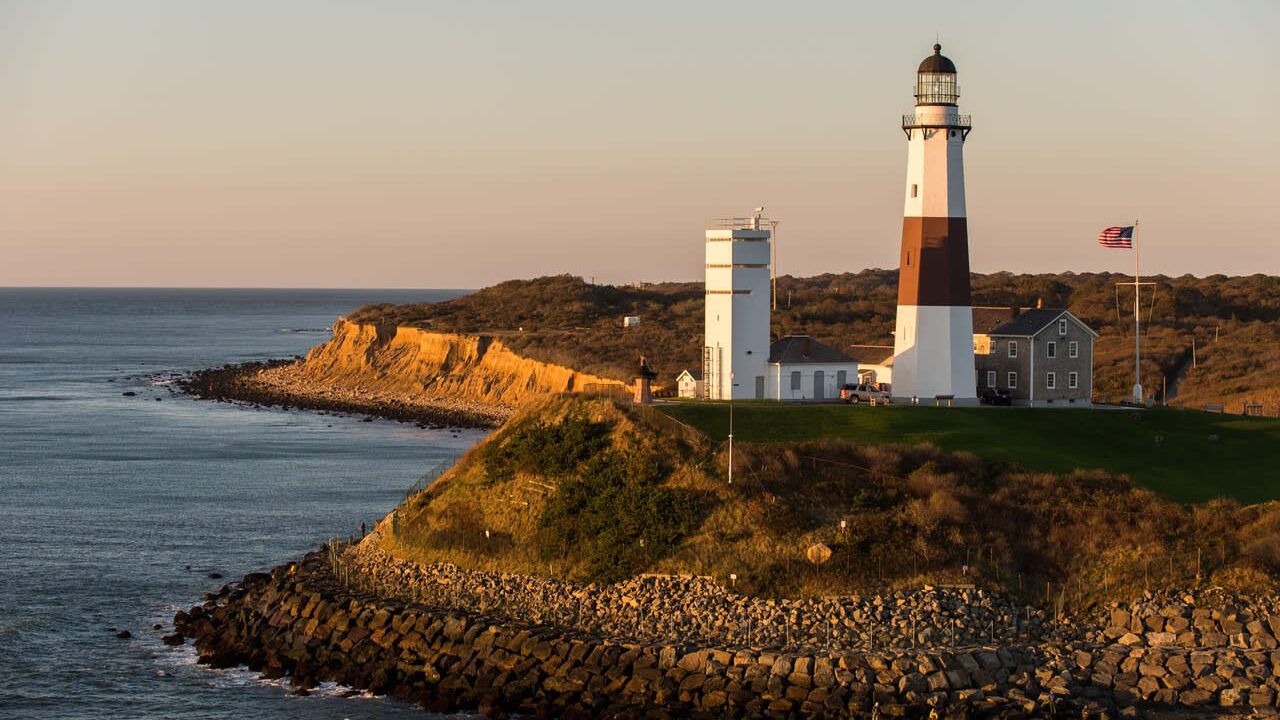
[840,383,891,405]
[979,387,1012,406]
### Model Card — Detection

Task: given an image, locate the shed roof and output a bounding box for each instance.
[846,344,895,365]
[768,335,855,365]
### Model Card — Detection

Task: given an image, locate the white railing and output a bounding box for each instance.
[707,217,776,231]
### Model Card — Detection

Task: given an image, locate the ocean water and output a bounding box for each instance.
[0,289,485,719]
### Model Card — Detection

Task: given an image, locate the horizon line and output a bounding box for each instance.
[1,265,1273,292]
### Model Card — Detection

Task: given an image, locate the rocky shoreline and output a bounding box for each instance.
[347,533,1050,653]
[179,360,508,429]
[172,537,1280,719]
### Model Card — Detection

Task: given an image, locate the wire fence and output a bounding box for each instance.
[388,454,464,542]
[580,382,631,400]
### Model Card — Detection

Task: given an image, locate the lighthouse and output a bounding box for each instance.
[891,44,977,405]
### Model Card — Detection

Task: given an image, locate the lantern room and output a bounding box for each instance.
[915,43,959,106]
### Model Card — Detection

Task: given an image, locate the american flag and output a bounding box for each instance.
[1098,226,1134,248]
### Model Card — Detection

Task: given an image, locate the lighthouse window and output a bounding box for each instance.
[911,184,918,198]
[949,130,956,137]
[915,72,959,105]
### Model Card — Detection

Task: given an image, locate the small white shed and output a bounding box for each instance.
[765,336,859,401]
[675,369,703,399]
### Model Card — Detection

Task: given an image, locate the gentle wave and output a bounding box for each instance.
[0,615,44,640]
[3,288,478,720]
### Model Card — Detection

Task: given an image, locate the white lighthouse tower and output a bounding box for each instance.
[891,44,977,405]
[703,210,772,400]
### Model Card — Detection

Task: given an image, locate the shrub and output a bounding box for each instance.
[538,448,707,583]
[482,412,610,483]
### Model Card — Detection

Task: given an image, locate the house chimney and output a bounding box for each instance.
[1008,306,1019,320]
[802,337,811,358]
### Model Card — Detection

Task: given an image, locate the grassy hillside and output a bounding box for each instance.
[660,404,1280,505]
[383,393,1280,609]
[350,272,1280,410]
[1170,320,1280,413]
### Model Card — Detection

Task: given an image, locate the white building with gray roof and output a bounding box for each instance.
[766,335,859,401]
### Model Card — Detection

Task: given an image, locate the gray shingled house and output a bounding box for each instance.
[972,307,1098,406]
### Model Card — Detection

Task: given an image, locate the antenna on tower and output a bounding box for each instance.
[769,217,780,311]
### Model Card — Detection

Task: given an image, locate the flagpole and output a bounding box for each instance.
[1132,219,1143,405]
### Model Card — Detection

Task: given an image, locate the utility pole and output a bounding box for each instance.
[770,220,780,311]
[1133,220,1142,404]
[727,376,734,485]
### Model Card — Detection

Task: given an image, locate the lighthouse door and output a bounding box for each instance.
[813,371,825,400]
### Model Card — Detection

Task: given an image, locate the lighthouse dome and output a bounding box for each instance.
[918,44,957,74]
[915,43,960,105]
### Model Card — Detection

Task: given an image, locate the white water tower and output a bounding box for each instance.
[703,209,772,400]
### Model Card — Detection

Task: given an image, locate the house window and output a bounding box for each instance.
[1047,341,1056,359]
[1058,319,1068,336]
[1007,372,1018,389]
[1069,341,1079,359]
[986,370,996,388]
[1046,372,1056,390]
[911,184,918,198]
[790,371,801,391]
[1008,341,1018,358]
[1069,372,1079,389]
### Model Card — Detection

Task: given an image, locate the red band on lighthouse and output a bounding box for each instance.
[897,217,971,307]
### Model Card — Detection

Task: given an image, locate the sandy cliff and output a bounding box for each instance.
[237,319,626,424]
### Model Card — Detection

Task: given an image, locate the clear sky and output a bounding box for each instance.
[2,0,1276,288]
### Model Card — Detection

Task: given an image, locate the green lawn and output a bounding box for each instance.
[659,402,1280,505]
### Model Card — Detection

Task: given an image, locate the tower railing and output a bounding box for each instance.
[902,113,972,131]
[707,217,777,231]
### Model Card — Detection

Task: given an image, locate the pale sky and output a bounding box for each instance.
[2,1,1277,288]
